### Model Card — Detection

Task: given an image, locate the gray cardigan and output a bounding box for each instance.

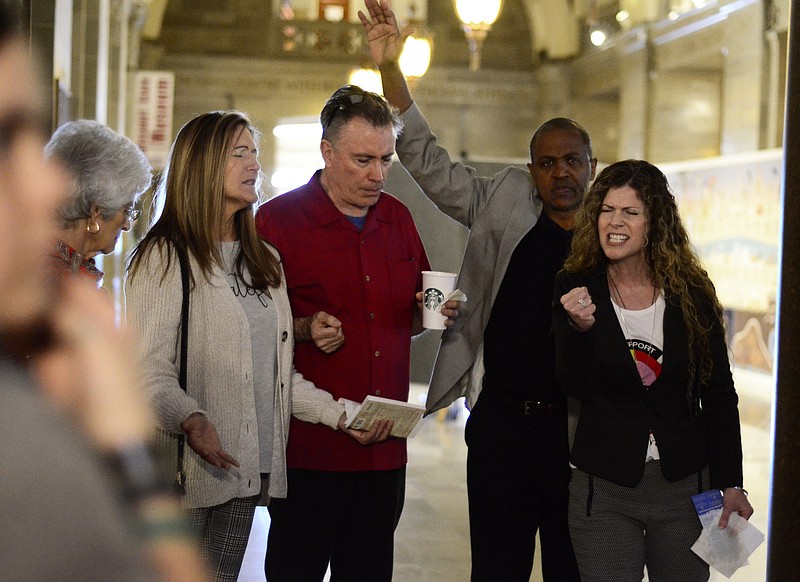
[396,103,544,414]
[125,243,343,508]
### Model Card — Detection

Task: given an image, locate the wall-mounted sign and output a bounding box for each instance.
[129,71,175,169]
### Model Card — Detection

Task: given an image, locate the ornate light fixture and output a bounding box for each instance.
[453,0,503,72]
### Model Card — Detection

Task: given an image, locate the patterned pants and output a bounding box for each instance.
[568,462,709,582]
[186,495,259,582]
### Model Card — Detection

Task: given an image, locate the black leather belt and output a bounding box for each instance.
[484,388,563,417]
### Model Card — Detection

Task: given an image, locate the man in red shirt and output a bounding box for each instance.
[256,85,440,582]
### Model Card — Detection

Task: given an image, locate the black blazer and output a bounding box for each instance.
[552,268,743,489]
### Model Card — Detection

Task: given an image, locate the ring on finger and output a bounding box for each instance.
[578,298,586,306]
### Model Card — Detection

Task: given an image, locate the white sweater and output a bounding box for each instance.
[125,242,343,507]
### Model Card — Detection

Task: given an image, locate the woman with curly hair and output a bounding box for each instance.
[552,159,753,581]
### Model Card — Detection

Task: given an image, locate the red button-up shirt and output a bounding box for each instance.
[256,171,430,471]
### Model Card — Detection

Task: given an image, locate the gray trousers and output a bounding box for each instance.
[568,461,710,582]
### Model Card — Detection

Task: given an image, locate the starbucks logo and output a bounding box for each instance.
[424,288,445,311]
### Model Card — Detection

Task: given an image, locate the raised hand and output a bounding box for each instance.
[357,0,412,68]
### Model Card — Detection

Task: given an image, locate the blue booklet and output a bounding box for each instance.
[692,489,723,527]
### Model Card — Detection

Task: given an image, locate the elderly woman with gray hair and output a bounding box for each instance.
[45,119,151,283]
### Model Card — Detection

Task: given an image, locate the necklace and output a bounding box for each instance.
[607,270,657,309]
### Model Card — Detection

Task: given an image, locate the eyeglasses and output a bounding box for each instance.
[124,207,142,222]
[321,85,369,128]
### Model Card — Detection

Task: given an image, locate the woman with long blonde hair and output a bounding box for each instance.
[126,111,345,581]
[552,159,753,581]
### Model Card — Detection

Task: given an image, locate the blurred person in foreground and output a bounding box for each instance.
[553,159,753,581]
[126,110,348,582]
[0,2,205,581]
[45,119,151,283]
[255,84,447,581]
[360,1,589,579]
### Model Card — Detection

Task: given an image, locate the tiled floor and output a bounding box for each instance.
[239,372,772,582]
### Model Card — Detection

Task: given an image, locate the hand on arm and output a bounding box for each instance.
[181,413,239,471]
[337,412,393,445]
[560,286,596,332]
[718,488,754,529]
[294,311,345,353]
[357,0,413,111]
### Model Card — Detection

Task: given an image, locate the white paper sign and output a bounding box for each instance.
[128,71,175,169]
